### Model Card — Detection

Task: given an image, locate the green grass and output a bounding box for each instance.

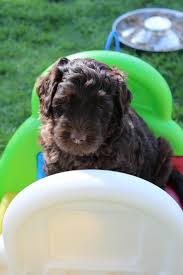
[0,0,183,154]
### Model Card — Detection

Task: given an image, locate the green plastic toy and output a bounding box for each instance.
[0,50,183,200]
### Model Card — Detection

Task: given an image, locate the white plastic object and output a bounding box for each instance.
[0,170,183,275]
[0,235,9,275]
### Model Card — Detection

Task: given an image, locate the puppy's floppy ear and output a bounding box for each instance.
[118,80,132,115]
[112,68,132,117]
[36,57,69,117]
[57,57,69,73]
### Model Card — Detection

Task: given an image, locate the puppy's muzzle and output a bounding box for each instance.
[70,131,87,145]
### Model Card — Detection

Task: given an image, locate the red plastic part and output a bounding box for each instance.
[165,157,183,210]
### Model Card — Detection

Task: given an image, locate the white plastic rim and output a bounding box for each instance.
[0,235,7,266]
[3,170,183,238]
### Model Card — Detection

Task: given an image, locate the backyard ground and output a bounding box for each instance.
[0,0,183,154]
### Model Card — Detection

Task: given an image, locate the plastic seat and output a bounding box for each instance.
[1,170,183,275]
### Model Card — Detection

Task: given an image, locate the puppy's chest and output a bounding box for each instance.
[60,150,119,171]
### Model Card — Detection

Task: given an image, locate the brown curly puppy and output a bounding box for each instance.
[36,57,183,195]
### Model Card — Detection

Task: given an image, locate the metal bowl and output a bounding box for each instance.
[113,8,183,52]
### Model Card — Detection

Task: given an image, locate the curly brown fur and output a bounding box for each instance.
[36,57,180,192]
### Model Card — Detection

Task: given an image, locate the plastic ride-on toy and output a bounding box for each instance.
[0,50,183,275]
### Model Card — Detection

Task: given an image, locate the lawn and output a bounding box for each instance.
[0,0,183,154]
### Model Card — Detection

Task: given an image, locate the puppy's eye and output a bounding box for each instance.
[52,97,69,118]
[53,96,68,106]
[52,105,66,118]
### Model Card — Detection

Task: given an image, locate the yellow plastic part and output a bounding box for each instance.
[0,193,17,234]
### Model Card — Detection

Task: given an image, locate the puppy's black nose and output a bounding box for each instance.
[70,132,86,144]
